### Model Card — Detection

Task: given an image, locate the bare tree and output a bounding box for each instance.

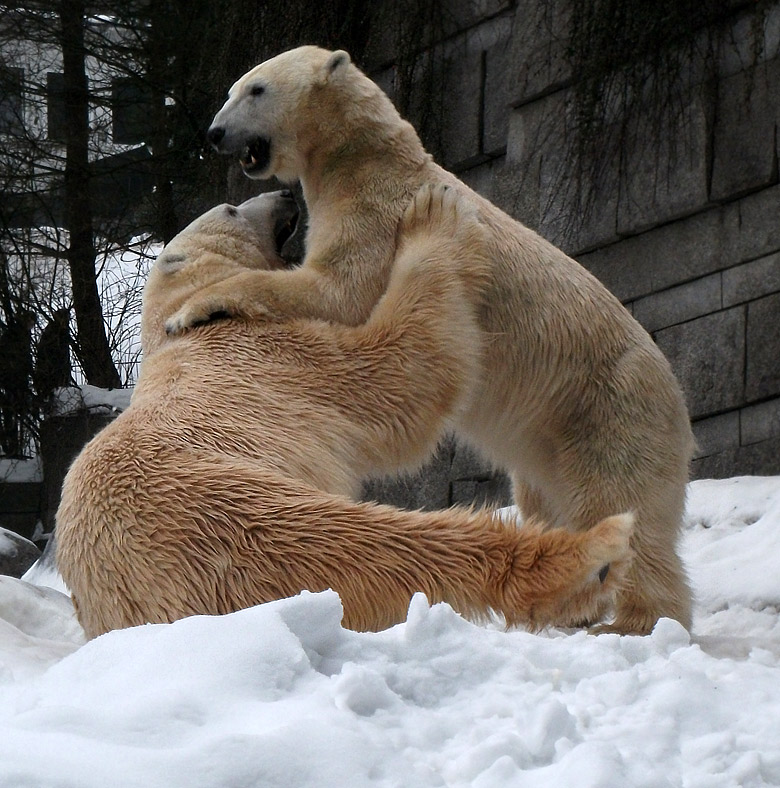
[0,0,418,463]
[60,0,120,387]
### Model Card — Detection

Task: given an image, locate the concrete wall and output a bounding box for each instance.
[361,0,780,510]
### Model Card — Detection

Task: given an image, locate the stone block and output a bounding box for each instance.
[508,0,572,107]
[459,157,501,201]
[654,308,745,420]
[741,397,780,445]
[452,474,512,508]
[578,239,654,304]
[633,273,721,333]
[739,436,780,476]
[746,292,780,400]
[439,16,513,164]
[530,90,620,254]
[694,435,780,478]
[365,1,513,71]
[438,35,484,167]
[691,411,739,459]
[363,4,398,68]
[406,21,514,168]
[711,60,780,202]
[371,67,396,102]
[482,21,512,155]
[491,157,541,230]
[361,441,452,511]
[723,252,780,306]
[732,184,780,264]
[718,7,765,78]
[617,92,709,235]
[445,0,513,32]
[714,4,780,74]
[579,202,739,303]
[506,92,557,168]
[690,448,739,480]
[368,29,486,164]
[498,105,547,227]
[764,2,780,64]
[505,90,616,246]
[451,440,494,481]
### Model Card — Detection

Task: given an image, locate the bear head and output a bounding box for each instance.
[205,46,404,184]
[140,190,298,354]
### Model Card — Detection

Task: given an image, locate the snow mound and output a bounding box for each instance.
[0,476,778,787]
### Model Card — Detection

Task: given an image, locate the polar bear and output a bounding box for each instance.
[55,186,633,640]
[166,46,694,635]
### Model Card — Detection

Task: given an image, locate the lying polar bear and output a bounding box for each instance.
[55,186,632,640]
[167,46,694,635]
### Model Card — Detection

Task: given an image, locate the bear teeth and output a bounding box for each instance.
[239,137,270,173]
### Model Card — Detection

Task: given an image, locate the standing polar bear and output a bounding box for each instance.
[56,186,633,640]
[167,46,694,635]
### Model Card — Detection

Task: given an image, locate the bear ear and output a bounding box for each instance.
[324,49,350,78]
[156,250,188,274]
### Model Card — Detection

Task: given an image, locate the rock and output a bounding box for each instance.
[0,526,41,578]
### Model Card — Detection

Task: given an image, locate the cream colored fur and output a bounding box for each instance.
[56,186,633,640]
[167,46,695,635]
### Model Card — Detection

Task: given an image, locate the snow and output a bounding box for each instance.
[97,236,158,386]
[52,384,133,416]
[1,476,780,787]
[9,229,157,389]
[19,539,67,596]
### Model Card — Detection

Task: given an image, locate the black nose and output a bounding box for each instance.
[207,126,225,148]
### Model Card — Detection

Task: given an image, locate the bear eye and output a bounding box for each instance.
[250,85,265,97]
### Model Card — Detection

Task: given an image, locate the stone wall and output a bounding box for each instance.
[361,0,780,510]
[6,5,778,528]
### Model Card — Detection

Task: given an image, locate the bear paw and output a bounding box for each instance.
[165,294,252,335]
[399,183,482,249]
[585,512,635,569]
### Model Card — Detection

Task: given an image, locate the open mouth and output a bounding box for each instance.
[240,137,271,174]
[274,209,299,256]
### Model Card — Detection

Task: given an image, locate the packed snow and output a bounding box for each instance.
[1,476,779,787]
[52,384,134,417]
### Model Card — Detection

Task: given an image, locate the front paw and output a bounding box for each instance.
[165,300,232,335]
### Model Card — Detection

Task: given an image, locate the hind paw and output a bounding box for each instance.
[586,513,634,569]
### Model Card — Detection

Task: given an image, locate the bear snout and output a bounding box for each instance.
[207,126,226,150]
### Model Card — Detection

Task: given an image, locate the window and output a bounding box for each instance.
[46,72,67,142]
[0,67,24,135]
[112,78,153,144]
